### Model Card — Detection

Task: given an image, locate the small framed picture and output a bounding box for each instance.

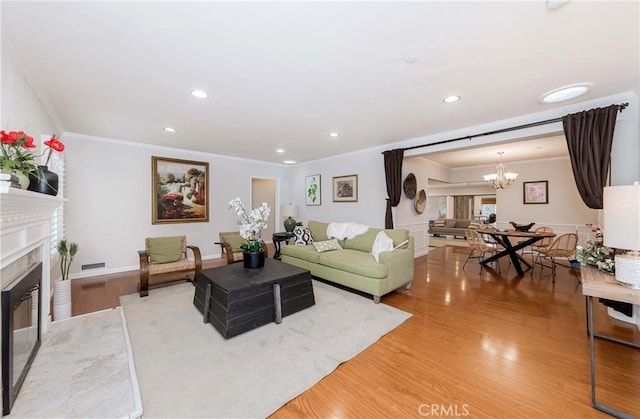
[305,174,321,205]
[332,174,358,202]
[523,181,548,204]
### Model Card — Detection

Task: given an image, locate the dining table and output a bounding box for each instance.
[476,228,556,276]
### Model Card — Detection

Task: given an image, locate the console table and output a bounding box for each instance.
[581,267,640,418]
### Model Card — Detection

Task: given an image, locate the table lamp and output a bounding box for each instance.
[603,182,640,289]
[281,204,299,233]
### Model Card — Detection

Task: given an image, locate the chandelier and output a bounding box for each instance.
[483,152,517,189]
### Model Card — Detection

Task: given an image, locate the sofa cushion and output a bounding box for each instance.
[307,220,330,242]
[147,236,183,264]
[468,221,482,230]
[313,238,343,252]
[319,250,388,279]
[433,219,445,227]
[455,220,471,228]
[281,244,321,264]
[444,219,457,228]
[293,226,313,245]
[343,229,378,252]
[384,229,409,248]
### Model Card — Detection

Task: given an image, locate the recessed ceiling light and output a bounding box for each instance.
[190,89,209,99]
[546,0,569,10]
[283,160,296,164]
[276,149,284,153]
[163,127,177,132]
[443,95,461,103]
[539,83,592,104]
[329,132,339,138]
[406,56,418,64]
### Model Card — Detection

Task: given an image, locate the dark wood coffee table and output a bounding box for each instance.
[193,258,315,338]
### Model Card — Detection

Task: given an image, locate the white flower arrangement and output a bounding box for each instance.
[228,197,270,252]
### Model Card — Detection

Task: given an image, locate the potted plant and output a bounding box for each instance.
[0,130,39,189]
[228,197,270,268]
[53,239,79,320]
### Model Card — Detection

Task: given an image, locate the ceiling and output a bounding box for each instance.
[418,135,570,169]
[2,1,638,165]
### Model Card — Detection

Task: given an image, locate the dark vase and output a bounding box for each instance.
[28,165,59,196]
[243,250,265,269]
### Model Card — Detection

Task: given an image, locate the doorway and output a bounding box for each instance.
[251,177,277,241]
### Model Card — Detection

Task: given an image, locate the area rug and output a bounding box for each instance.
[7,308,142,419]
[120,280,411,418]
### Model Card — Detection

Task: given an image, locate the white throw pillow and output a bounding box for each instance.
[371,231,394,262]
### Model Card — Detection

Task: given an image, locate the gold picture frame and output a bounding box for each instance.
[332,174,358,202]
[152,156,209,224]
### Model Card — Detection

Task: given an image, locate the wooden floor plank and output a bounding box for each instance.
[71,244,640,417]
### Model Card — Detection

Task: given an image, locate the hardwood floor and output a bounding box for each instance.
[72,245,640,418]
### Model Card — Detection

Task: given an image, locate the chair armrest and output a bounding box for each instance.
[222,242,235,264]
[138,250,149,270]
[214,241,226,255]
[187,245,202,272]
[379,247,414,290]
[138,250,150,297]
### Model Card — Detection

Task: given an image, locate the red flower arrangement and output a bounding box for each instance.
[0,130,38,174]
[0,131,65,174]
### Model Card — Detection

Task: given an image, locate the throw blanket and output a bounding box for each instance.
[327,222,369,240]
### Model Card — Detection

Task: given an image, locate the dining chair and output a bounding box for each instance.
[531,232,579,283]
[523,226,554,258]
[463,229,501,273]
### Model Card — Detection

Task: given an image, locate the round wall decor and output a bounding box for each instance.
[403,173,417,199]
[415,189,426,214]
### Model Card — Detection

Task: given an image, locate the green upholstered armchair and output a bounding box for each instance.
[138,235,202,297]
[217,231,268,265]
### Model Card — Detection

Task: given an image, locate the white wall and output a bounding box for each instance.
[62,134,291,277]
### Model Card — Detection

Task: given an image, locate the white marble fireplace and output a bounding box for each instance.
[0,188,65,412]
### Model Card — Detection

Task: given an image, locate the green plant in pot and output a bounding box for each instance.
[58,239,79,280]
[54,239,78,320]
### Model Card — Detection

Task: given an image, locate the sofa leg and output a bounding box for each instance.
[405,282,413,290]
[373,295,381,304]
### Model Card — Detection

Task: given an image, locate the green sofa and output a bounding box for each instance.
[281,220,414,303]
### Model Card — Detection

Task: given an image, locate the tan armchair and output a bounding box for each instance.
[216,231,268,264]
[138,235,202,297]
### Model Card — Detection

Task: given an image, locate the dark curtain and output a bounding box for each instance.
[563,105,619,209]
[383,149,404,228]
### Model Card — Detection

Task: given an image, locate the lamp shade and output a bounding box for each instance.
[603,183,640,251]
[281,204,299,219]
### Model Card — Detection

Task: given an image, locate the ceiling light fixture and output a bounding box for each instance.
[163,127,177,133]
[329,132,339,138]
[190,89,209,99]
[483,152,518,190]
[443,95,461,103]
[276,149,284,153]
[546,0,569,10]
[539,83,592,104]
[283,160,296,165]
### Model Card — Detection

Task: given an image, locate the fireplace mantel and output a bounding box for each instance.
[1,188,65,270]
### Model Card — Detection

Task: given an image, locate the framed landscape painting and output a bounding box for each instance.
[523,180,548,204]
[305,174,321,205]
[332,174,358,202]
[152,156,209,224]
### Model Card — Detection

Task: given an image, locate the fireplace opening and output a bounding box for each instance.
[2,262,41,415]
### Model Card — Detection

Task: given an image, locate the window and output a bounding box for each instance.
[48,148,65,255]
